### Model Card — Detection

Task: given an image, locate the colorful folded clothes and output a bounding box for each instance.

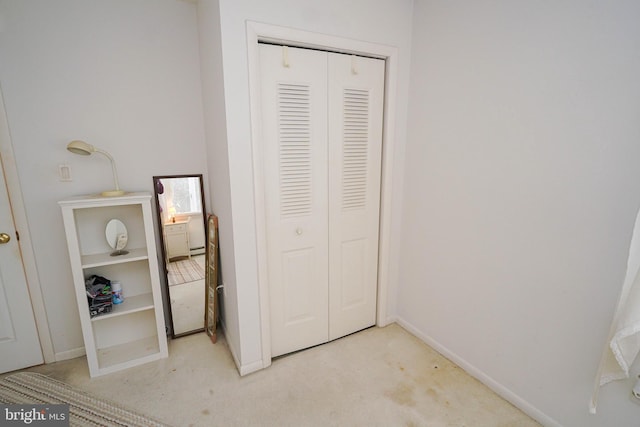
[85,274,112,317]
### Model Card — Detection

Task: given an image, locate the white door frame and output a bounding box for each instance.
[0,86,55,364]
[247,22,399,368]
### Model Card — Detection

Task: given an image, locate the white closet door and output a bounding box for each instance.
[327,53,385,340]
[259,44,330,357]
[0,154,43,373]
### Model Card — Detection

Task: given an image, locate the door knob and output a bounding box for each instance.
[0,233,10,244]
[296,228,303,236]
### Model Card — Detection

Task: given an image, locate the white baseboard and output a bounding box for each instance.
[54,347,85,362]
[220,321,265,377]
[219,320,240,369]
[220,320,267,376]
[239,359,265,376]
[395,318,562,427]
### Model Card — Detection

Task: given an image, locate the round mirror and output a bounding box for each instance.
[106,219,129,256]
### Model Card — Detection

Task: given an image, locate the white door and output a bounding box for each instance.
[327,53,384,340]
[260,44,384,357]
[261,45,330,357]
[0,155,43,373]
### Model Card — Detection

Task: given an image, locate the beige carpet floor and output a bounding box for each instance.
[19,324,540,427]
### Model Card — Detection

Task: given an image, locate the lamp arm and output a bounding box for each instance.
[94,148,121,192]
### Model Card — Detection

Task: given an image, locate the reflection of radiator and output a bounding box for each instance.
[190,246,205,256]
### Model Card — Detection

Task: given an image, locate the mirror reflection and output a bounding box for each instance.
[153,175,206,337]
[105,219,129,256]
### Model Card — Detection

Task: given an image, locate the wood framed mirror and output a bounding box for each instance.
[205,214,219,343]
[153,174,206,337]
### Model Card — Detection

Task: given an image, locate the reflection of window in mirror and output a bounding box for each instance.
[161,177,202,222]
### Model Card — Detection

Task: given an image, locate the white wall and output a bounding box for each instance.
[196,0,241,363]
[0,0,207,358]
[399,1,640,425]
[204,0,413,370]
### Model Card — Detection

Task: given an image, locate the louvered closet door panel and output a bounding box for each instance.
[327,53,385,341]
[259,44,330,357]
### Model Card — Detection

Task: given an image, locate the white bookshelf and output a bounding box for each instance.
[59,192,168,377]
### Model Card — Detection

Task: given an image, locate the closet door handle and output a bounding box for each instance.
[0,233,10,244]
[295,228,303,236]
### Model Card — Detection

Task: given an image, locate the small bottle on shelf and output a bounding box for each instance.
[111,281,124,304]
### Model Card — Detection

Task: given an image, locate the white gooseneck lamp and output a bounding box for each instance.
[66,140,125,197]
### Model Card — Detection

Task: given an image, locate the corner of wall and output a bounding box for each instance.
[220,319,266,376]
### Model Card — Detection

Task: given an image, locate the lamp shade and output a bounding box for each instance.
[66,140,95,156]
